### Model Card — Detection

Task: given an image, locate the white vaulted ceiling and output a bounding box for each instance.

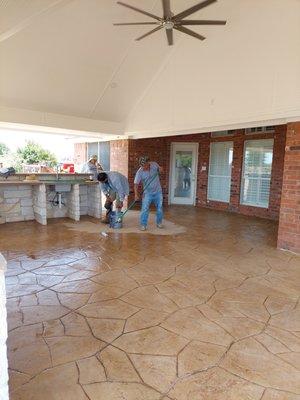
[0,0,300,138]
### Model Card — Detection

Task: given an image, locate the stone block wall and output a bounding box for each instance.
[0,182,101,225]
[0,254,8,400]
[33,185,47,225]
[79,185,88,216]
[68,184,80,222]
[0,185,35,223]
[88,185,102,219]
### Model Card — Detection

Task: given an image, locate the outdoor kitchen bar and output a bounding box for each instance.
[0,173,101,225]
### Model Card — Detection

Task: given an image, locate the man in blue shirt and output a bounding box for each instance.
[97,171,129,223]
[134,156,163,231]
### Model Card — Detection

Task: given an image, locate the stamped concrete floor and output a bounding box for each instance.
[2,207,300,400]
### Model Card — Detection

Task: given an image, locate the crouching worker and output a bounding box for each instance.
[97,172,129,224]
[134,156,163,231]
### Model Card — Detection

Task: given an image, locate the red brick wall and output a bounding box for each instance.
[74,143,87,165]
[277,122,300,253]
[128,137,168,197]
[110,140,129,177]
[127,126,286,220]
[110,140,130,207]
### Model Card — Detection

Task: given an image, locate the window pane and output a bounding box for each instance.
[87,142,98,159]
[174,151,192,198]
[208,142,233,202]
[241,139,274,208]
[99,142,110,171]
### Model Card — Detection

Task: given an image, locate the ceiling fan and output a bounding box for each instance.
[114,0,226,45]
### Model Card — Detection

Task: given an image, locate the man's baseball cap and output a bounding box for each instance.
[139,156,150,166]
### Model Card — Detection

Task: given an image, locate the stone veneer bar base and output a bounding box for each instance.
[0,181,101,225]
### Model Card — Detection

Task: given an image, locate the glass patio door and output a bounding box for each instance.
[170,143,198,205]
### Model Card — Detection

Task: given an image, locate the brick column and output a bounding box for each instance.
[229,130,244,210]
[110,140,129,176]
[277,122,300,253]
[197,135,210,207]
[74,143,87,166]
[110,139,131,207]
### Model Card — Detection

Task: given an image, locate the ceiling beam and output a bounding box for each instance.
[0,0,75,43]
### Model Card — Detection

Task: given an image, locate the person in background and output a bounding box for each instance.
[81,155,103,180]
[97,171,129,224]
[134,156,163,231]
[183,165,191,190]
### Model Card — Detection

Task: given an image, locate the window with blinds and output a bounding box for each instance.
[241,139,274,208]
[208,142,233,203]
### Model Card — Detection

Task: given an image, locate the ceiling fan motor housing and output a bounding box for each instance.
[163,21,174,30]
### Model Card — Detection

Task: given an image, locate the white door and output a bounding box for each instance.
[170,143,198,205]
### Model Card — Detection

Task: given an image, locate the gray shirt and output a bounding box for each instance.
[100,171,129,201]
[134,162,162,195]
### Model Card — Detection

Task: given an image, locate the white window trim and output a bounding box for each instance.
[168,142,199,206]
[207,141,233,203]
[240,139,274,209]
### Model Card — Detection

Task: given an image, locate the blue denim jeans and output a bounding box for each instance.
[140,192,163,227]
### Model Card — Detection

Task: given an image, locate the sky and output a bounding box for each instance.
[0,129,75,162]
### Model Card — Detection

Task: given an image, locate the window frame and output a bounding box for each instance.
[245,126,275,134]
[207,141,233,203]
[240,138,274,209]
[211,130,235,138]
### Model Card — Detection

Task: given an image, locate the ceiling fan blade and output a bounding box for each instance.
[174,26,206,41]
[166,28,173,45]
[135,25,163,41]
[117,2,162,21]
[162,0,172,19]
[177,19,226,25]
[174,0,217,21]
[114,22,160,25]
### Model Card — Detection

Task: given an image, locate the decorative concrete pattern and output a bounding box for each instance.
[2,207,300,400]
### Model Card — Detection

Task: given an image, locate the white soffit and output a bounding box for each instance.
[0,0,299,138]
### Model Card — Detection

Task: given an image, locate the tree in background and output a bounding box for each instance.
[0,142,10,156]
[17,141,57,166]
